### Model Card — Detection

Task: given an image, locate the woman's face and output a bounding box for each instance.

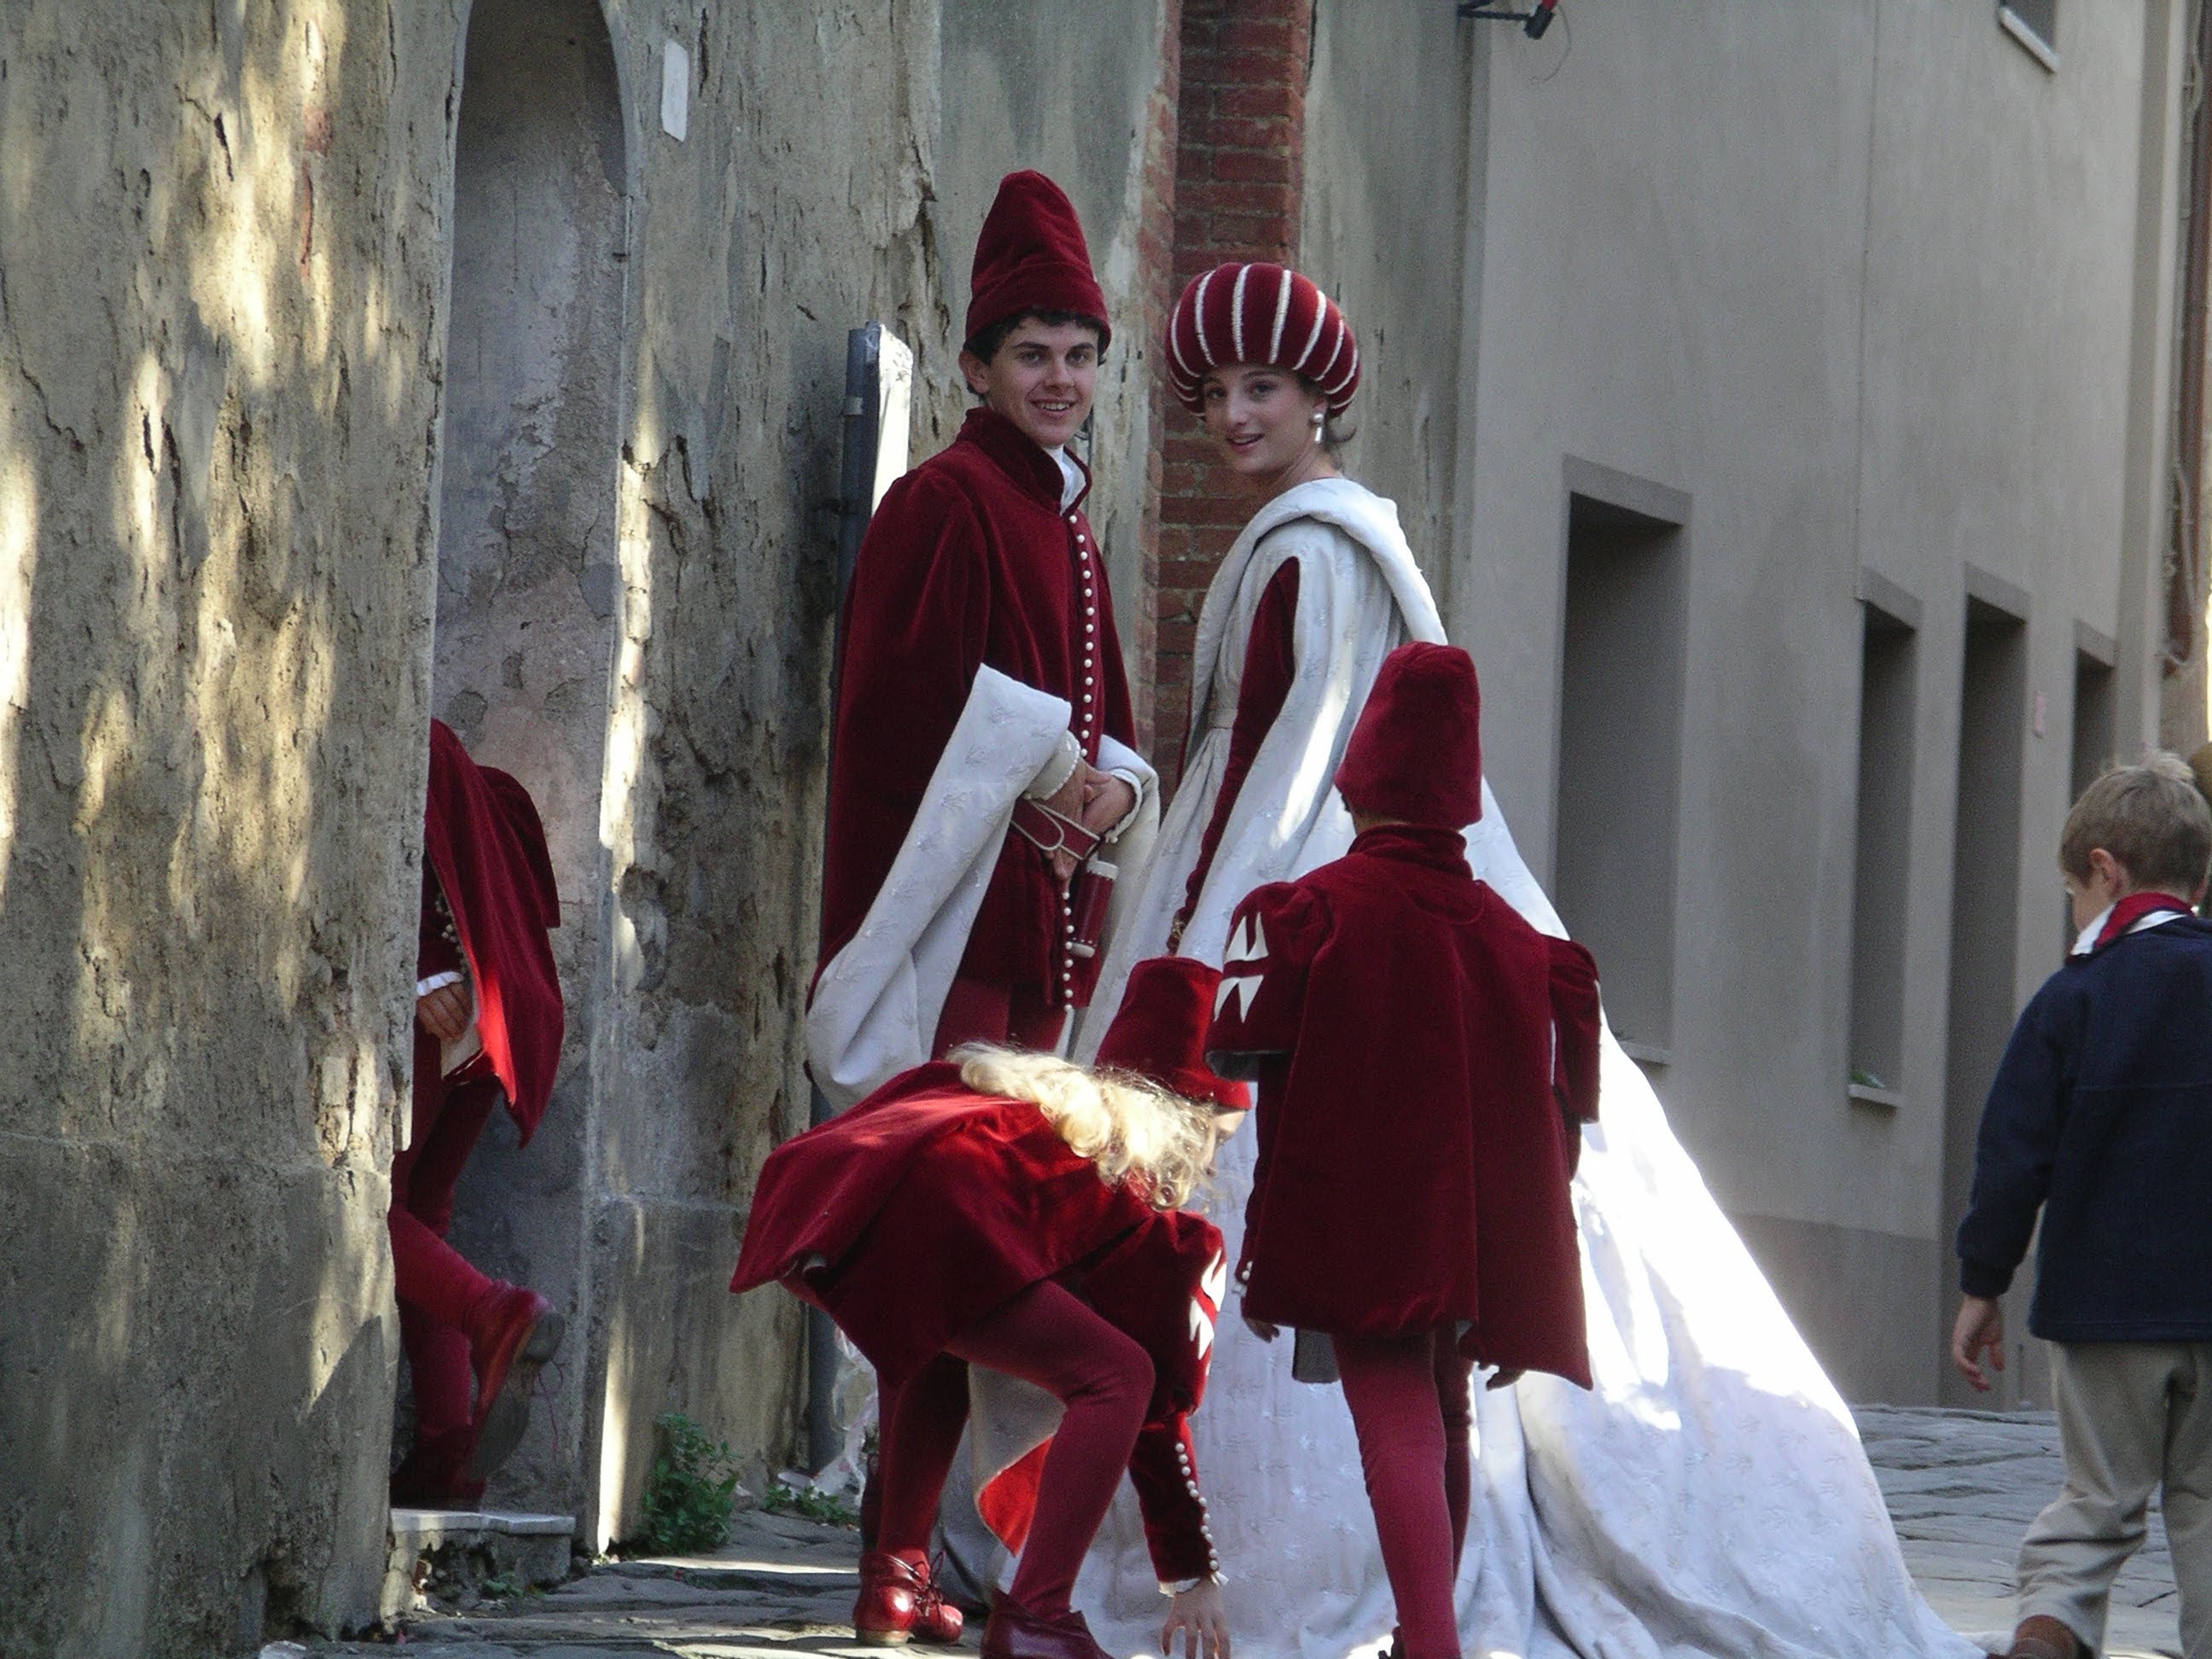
[1199,364,1333,493]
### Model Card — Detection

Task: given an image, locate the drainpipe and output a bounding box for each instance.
[2167,1,2212,685]
[806,323,913,1474]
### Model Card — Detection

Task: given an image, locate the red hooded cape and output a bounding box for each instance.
[731,1059,1225,1583]
[1208,824,1601,1386]
[423,720,564,1143]
[731,1062,1214,1388]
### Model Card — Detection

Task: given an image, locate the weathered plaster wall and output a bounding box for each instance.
[561,0,938,1545]
[433,0,627,1522]
[0,1,451,1650]
[1299,1,1478,614]
[579,0,1178,1545]
[932,0,1179,722]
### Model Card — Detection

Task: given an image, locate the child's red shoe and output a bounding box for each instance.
[853,1551,964,1644]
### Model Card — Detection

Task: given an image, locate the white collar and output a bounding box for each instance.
[2070,900,2189,957]
[1045,445,1085,511]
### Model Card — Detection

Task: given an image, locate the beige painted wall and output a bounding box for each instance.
[1439,0,2176,1402]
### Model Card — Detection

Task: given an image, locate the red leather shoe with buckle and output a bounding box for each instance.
[980,1601,1111,1659]
[467,1285,564,1481]
[853,1551,964,1644]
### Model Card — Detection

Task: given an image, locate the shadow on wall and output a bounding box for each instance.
[0,3,449,1650]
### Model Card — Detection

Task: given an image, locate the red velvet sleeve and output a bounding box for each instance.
[1126,1414,1221,1586]
[1173,561,1300,944]
[1207,882,1329,1287]
[1547,938,1603,1173]
[818,476,996,967]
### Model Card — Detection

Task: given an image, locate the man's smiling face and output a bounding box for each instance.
[960,317,1101,451]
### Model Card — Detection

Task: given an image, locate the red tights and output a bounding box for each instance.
[855,986,1066,1550]
[389,1034,507,1443]
[875,1282,1152,1617]
[1335,1330,1476,1659]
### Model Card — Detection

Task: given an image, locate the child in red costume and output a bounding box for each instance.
[1205,643,1602,1659]
[735,958,1246,1659]
[391,720,568,1505]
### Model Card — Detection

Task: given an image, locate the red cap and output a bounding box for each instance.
[1166,261,1360,415]
[1093,958,1249,1111]
[1334,643,1483,828]
[967,171,1111,351]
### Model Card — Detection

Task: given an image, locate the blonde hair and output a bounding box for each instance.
[2060,752,2212,891]
[953,1045,1220,1208]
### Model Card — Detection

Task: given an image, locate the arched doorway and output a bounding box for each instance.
[428,0,626,1519]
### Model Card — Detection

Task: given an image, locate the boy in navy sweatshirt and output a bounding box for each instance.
[1953,754,2212,1659]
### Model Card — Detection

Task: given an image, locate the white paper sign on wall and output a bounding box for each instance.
[661,40,689,141]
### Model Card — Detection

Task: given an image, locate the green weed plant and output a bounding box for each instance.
[763,1479,859,1528]
[637,1412,742,1554]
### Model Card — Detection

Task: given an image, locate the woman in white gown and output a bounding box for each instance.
[1062,263,1976,1659]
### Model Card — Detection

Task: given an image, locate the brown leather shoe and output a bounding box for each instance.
[981,1601,1111,1659]
[467,1286,563,1481]
[853,1551,964,1644]
[2005,1615,2083,1659]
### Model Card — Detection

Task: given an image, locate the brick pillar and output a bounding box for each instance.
[1124,0,1184,753]
[1151,0,1312,789]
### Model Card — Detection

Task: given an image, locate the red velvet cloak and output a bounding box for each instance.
[1208,824,1601,1386]
[818,408,1137,1006]
[731,1063,1220,1391]
[422,720,564,1143]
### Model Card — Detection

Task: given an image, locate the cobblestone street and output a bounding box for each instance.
[1858,1406,2180,1659]
[288,1408,2189,1659]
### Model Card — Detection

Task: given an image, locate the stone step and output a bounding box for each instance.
[382,1506,577,1622]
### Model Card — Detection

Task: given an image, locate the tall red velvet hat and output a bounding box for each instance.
[967,171,1111,350]
[1093,958,1249,1110]
[1335,643,1483,828]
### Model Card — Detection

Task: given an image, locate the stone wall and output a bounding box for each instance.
[0,2,451,1649]
[0,0,1186,1642]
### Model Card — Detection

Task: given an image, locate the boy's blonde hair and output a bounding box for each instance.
[952,1045,1220,1208]
[2059,752,2212,892]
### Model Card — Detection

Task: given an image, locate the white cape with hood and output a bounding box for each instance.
[1051,478,1970,1659]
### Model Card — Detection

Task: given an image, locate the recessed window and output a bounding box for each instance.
[1848,587,1918,1101]
[1998,2,2058,70]
[1554,474,1688,1062]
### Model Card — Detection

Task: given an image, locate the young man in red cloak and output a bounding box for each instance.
[808,170,1153,1109]
[388,719,568,1506]
[1206,643,1603,1659]
[804,166,1158,1610]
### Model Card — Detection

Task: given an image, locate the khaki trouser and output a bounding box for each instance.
[2018,1342,2212,1657]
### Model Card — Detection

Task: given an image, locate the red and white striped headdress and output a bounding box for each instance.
[1165,261,1360,415]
